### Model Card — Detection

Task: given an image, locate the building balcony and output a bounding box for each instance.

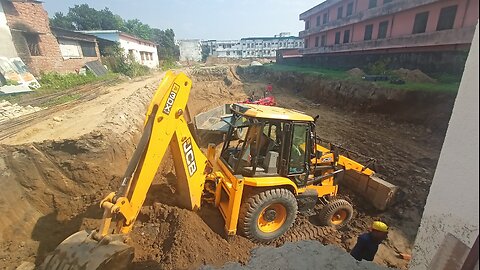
[300,26,475,55]
[299,0,438,38]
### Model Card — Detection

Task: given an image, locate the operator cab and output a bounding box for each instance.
[220,103,316,187]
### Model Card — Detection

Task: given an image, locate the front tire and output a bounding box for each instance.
[238,188,297,243]
[317,199,353,228]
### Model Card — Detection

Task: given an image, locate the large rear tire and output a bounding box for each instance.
[317,199,353,228]
[238,188,297,243]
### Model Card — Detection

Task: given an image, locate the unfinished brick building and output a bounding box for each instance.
[0,0,101,75]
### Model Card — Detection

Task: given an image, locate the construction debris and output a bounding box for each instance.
[0,57,40,90]
[0,100,42,122]
[85,60,108,77]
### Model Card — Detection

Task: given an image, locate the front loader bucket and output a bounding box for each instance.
[41,230,134,270]
[342,171,398,211]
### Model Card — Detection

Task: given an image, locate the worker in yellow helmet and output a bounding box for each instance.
[350,221,389,261]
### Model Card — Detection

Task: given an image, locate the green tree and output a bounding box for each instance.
[152,28,179,60]
[50,5,124,31]
[50,12,75,30]
[49,4,180,61]
[123,19,152,40]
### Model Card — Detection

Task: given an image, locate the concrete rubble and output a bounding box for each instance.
[202,241,391,270]
[0,100,42,122]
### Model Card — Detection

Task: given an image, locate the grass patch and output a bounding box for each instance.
[262,64,459,93]
[39,71,103,90]
[374,81,460,93]
[264,64,348,80]
[44,93,81,106]
[1,72,119,105]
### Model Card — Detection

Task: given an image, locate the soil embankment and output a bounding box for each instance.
[237,66,456,132]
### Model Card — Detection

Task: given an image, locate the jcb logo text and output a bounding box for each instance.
[163,83,180,115]
[183,138,197,176]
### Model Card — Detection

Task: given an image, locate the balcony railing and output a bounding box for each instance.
[300,26,475,55]
[299,0,439,38]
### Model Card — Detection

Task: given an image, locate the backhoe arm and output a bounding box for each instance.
[99,71,209,235]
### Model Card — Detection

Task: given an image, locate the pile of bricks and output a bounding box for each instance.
[0,100,42,122]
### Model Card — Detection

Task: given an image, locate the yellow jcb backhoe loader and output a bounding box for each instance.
[41,71,396,269]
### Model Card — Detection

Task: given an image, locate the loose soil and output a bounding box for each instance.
[0,65,455,270]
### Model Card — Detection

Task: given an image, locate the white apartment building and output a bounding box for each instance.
[240,36,303,58]
[202,33,304,59]
[79,30,159,68]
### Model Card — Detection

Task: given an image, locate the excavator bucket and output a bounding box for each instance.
[40,230,134,270]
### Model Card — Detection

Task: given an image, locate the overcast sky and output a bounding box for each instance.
[43,0,323,40]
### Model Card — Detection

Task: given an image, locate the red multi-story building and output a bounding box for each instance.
[300,0,478,54]
[279,0,479,74]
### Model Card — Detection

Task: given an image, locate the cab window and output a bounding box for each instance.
[289,124,308,175]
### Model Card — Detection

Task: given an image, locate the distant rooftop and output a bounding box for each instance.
[77,30,157,45]
[299,0,341,20]
[241,36,301,41]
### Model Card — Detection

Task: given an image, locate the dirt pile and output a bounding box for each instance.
[188,66,247,115]
[392,68,437,83]
[130,204,254,270]
[347,68,365,78]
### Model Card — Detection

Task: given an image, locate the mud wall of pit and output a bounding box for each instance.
[237,66,457,132]
[0,87,153,268]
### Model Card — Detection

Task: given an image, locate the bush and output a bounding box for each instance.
[100,43,151,77]
[39,71,99,90]
[366,59,391,75]
[159,58,177,71]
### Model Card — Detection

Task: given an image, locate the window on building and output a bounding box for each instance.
[368,0,377,9]
[323,13,328,24]
[315,36,320,47]
[24,33,41,56]
[378,20,389,39]
[305,20,310,30]
[80,42,97,57]
[343,30,350,43]
[334,32,341,44]
[412,11,429,34]
[304,38,309,48]
[140,52,145,60]
[321,35,326,46]
[436,5,457,31]
[337,6,344,19]
[364,24,373,40]
[346,2,354,16]
[316,15,321,26]
[384,0,393,4]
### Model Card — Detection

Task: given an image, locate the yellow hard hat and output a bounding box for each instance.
[372,221,388,232]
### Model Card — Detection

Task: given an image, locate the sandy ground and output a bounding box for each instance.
[2,72,166,145]
[0,65,450,270]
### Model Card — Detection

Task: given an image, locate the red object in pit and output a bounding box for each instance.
[242,96,276,106]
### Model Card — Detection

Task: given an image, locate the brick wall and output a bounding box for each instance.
[1,0,101,76]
